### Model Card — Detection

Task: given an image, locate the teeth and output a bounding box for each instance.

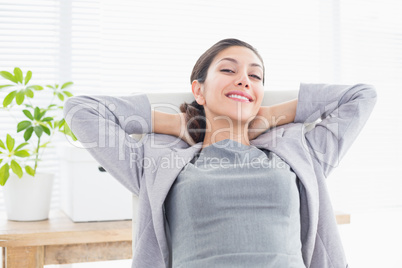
[227,94,250,102]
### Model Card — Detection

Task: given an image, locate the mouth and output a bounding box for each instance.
[225,91,253,103]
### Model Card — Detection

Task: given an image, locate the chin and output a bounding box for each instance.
[226,112,255,124]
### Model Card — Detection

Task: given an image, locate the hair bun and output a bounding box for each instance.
[180,100,206,143]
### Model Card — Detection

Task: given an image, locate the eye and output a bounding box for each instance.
[220,69,235,73]
[250,74,262,80]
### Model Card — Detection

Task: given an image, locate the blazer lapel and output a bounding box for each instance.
[252,126,319,264]
[149,143,202,265]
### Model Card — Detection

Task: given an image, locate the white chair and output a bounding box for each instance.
[132,90,299,249]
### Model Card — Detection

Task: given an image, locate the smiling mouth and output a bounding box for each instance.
[226,94,252,103]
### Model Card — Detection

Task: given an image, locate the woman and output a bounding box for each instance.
[64,39,377,268]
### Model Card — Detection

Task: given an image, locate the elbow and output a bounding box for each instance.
[63,97,74,118]
[357,83,377,99]
[348,83,378,105]
[63,95,92,118]
[63,96,81,132]
[362,83,377,100]
[63,96,94,131]
[63,96,80,118]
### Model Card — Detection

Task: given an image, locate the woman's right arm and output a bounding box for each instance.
[63,94,152,196]
[152,110,196,145]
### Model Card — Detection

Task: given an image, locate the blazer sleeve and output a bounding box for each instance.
[294,83,377,177]
[63,93,152,196]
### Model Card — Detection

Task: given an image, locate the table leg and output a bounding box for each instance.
[2,248,5,268]
[4,246,44,268]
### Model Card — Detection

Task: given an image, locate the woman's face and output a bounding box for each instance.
[193,46,265,125]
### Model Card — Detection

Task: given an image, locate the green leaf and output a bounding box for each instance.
[34,126,43,138]
[34,107,40,120]
[57,118,65,129]
[61,82,73,89]
[47,104,57,109]
[17,120,32,132]
[27,85,43,91]
[41,125,51,136]
[39,141,50,148]
[41,116,53,122]
[15,142,28,151]
[14,150,30,157]
[61,123,77,141]
[24,127,34,141]
[10,160,23,178]
[13,68,23,84]
[63,90,73,97]
[6,134,15,151]
[3,90,17,107]
[23,109,34,120]
[39,110,46,120]
[15,90,25,105]
[25,88,34,98]
[0,85,14,89]
[0,163,10,186]
[46,85,54,89]
[57,92,65,101]
[0,71,17,83]
[24,70,32,85]
[0,139,5,149]
[25,165,35,176]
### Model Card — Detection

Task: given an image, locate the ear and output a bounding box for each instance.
[191,80,206,105]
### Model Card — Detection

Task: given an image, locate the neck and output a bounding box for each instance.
[201,117,251,149]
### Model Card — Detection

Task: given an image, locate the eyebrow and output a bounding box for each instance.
[217,57,263,70]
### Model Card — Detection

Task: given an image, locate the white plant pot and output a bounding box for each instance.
[3,173,54,221]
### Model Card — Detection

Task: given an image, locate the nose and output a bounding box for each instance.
[235,72,250,88]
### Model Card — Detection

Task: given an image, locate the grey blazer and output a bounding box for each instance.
[64,83,377,268]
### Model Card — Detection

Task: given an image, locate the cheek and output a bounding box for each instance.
[255,86,265,105]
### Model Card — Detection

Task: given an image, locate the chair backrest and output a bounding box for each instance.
[132,89,299,249]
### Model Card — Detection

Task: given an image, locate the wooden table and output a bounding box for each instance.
[0,210,350,268]
[0,210,132,268]
[335,211,351,225]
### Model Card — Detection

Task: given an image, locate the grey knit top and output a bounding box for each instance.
[164,139,305,268]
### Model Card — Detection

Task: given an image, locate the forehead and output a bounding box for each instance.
[212,46,263,66]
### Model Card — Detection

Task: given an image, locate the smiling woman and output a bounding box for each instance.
[63,38,377,267]
[190,45,266,148]
[181,39,269,146]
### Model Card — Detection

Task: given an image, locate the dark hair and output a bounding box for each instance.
[180,38,265,143]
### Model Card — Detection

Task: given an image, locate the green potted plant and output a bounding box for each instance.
[0,67,75,221]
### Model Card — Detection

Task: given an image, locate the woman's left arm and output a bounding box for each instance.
[295,83,377,177]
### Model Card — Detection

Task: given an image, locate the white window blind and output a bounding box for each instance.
[1,0,401,214]
[67,0,323,96]
[0,0,62,211]
[327,0,402,212]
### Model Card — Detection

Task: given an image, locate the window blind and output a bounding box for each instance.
[0,0,62,211]
[68,0,323,96]
[326,0,402,212]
